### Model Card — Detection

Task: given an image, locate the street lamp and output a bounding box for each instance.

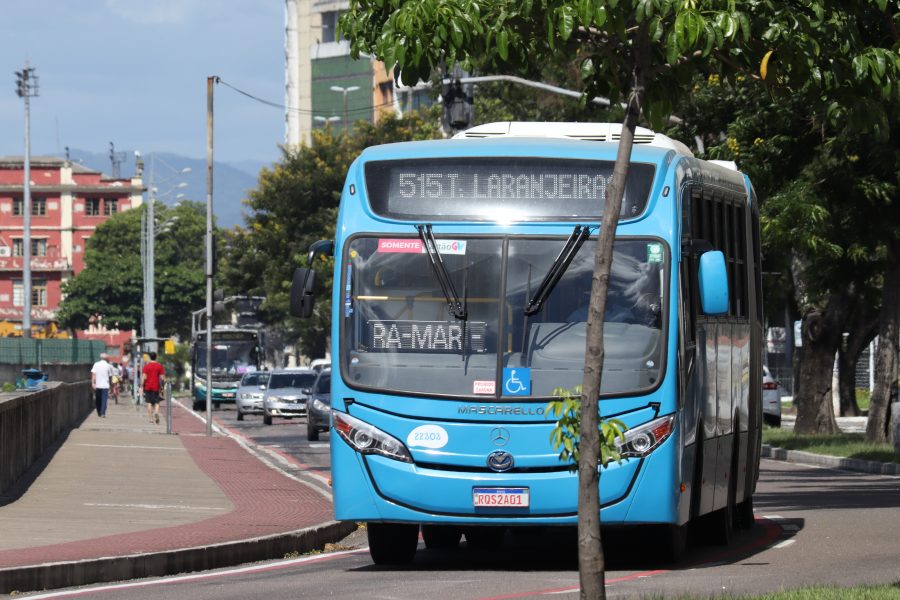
[314,115,341,128]
[329,85,360,132]
[15,63,38,337]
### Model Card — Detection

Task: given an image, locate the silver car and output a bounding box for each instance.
[306,369,331,441]
[763,365,782,427]
[236,371,269,421]
[263,369,318,425]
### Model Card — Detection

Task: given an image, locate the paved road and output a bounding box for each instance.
[20,415,899,599]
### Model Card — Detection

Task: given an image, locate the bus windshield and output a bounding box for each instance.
[195,339,258,377]
[341,236,666,398]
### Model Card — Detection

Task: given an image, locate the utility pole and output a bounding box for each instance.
[15,63,38,338]
[206,76,215,436]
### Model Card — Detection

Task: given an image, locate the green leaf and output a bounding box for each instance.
[497,28,509,60]
[666,30,679,65]
[593,4,607,27]
[450,21,463,47]
[581,56,595,80]
[558,5,576,40]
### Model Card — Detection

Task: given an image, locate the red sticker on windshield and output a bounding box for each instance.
[378,239,423,253]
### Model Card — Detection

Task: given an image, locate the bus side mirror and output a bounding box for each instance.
[290,267,316,318]
[307,239,334,266]
[698,250,728,315]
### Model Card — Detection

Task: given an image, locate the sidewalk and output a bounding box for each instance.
[764,414,900,476]
[0,396,354,595]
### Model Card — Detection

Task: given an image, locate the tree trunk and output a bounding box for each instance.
[837,308,877,417]
[577,37,646,600]
[793,292,851,434]
[866,246,900,443]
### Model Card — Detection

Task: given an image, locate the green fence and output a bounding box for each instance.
[0,338,105,365]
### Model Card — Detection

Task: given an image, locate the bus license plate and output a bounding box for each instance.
[473,487,529,508]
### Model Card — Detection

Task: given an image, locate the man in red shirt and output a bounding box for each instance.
[141,352,166,424]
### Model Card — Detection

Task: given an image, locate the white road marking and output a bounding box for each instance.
[75,444,184,451]
[19,548,368,598]
[83,503,225,511]
[774,539,796,549]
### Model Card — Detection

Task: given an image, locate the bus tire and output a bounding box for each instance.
[367,522,418,565]
[306,418,319,441]
[263,414,273,426]
[662,523,689,564]
[734,495,755,530]
[464,526,506,550]
[422,525,462,550]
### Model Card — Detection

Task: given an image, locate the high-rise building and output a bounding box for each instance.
[0,156,143,354]
[284,0,432,148]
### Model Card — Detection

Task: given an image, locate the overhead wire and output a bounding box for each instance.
[215,77,430,117]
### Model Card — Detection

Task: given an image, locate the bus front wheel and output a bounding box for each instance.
[367,522,418,565]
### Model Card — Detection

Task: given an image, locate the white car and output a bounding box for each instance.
[262,368,318,425]
[235,371,269,421]
[762,365,782,427]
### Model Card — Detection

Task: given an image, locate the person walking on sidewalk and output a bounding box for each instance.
[90,353,114,418]
[141,352,166,424]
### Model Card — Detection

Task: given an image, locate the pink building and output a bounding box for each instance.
[0,156,144,356]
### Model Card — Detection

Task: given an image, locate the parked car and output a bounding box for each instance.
[763,365,782,427]
[235,370,269,421]
[307,368,331,441]
[263,368,318,426]
[310,358,330,373]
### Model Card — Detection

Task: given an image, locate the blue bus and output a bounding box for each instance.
[292,122,763,564]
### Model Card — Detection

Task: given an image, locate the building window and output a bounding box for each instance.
[86,198,101,216]
[104,199,118,215]
[321,11,345,43]
[13,280,48,307]
[11,197,46,215]
[12,238,48,257]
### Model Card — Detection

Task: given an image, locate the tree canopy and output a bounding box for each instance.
[57,201,207,340]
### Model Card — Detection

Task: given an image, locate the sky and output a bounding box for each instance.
[1,0,286,168]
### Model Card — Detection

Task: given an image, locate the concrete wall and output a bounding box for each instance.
[0,380,92,495]
[0,364,90,385]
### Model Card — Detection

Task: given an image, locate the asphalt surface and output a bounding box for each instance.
[0,397,894,595]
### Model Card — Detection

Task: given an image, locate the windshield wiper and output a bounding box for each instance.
[417,224,467,320]
[524,225,590,316]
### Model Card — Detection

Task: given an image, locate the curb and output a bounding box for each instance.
[761,444,900,476]
[0,520,357,595]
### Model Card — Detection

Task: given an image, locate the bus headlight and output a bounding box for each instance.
[333,411,412,463]
[615,414,675,459]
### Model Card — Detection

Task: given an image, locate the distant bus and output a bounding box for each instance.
[292,122,763,564]
[190,326,262,411]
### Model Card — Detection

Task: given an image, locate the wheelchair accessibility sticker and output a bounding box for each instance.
[502,368,531,396]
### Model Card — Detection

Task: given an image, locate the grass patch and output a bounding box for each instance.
[660,582,900,599]
[763,428,899,464]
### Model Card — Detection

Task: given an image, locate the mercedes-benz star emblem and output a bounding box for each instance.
[490,427,510,446]
[487,450,514,472]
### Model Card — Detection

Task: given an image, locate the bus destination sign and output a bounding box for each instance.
[365,158,654,221]
[368,320,487,353]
